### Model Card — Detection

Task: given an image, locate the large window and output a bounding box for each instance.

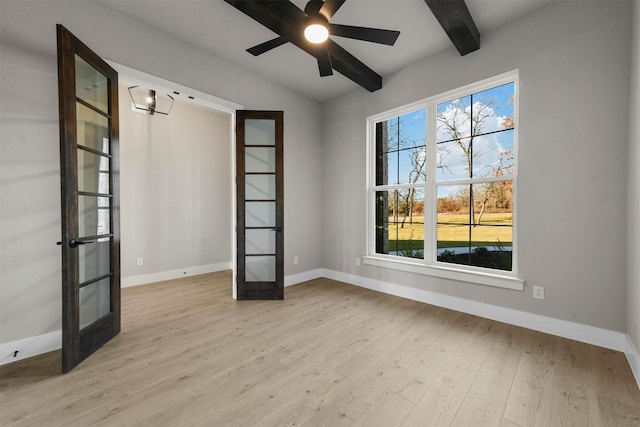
[366,71,521,289]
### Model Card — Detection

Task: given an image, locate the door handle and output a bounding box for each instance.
[69,239,92,248]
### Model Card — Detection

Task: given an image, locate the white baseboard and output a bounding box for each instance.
[320,269,636,370]
[626,335,640,388]
[0,331,60,365]
[122,262,232,288]
[285,268,324,287]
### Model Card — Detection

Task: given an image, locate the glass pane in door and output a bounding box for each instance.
[77,148,110,194]
[246,256,276,281]
[75,54,108,113]
[246,229,275,254]
[245,147,275,173]
[245,119,276,146]
[78,195,110,237]
[79,240,111,283]
[79,277,111,329]
[77,103,109,153]
[245,175,275,199]
[246,202,275,227]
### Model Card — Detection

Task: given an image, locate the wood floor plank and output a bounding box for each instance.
[455,317,499,364]
[490,320,527,353]
[238,366,347,427]
[1,273,638,427]
[354,390,415,427]
[596,394,640,427]
[308,374,394,427]
[549,359,600,427]
[1,409,53,427]
[401,354,481,426]
[390,311,479,405]
[450,345,521,426]
[502,345,556,426]
[589,345,640,409]
[500,417,523,427]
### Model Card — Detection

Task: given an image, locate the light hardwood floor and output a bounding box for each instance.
[1,271,639,426]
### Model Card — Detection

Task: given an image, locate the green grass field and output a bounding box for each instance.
[386,212,512,249]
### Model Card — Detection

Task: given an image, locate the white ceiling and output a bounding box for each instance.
[7,0,555,103]
[97,0,555,102]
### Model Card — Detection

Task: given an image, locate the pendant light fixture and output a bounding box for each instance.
[128,86,174,115]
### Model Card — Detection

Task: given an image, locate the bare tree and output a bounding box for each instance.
[475,150,514,224]
[436,97,514,225]
[385,116,426,228]
[436,99,493,181]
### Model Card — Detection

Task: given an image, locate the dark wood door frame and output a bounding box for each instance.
[57,24,121,372]
[236,110,284,300]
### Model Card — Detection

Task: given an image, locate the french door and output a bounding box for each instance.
[236,111,284,300]
[57,25,120,372]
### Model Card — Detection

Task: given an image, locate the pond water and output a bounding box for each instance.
[388,245,513,257]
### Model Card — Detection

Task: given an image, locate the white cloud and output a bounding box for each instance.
[436,101,513,181]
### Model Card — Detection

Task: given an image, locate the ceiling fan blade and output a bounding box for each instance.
[224,0,307,35]
[319,0,346,20]
[325,39,381,91]
[247,34,294,56]
[328,23,400,45]
[315,47,333,76]
[304,0,324,16]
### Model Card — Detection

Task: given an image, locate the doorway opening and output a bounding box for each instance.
[110,62,242,299]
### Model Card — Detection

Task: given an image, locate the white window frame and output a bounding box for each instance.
[364,70,524,291]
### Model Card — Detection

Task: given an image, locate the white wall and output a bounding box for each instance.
[119,84,231,280]
[0,0,323,350]
[321,1,632,332]
[0,42,61,347]
[628,0,640,361]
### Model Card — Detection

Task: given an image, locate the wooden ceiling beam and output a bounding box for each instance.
[424,0,480,55]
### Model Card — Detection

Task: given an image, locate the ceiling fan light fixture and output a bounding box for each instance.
[226,0,402,91]
[304,23,329,44]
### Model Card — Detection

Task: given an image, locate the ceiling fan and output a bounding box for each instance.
[224,0,401,92]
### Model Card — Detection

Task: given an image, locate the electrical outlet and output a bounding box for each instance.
[533,285,545,300]
[137,257,144,266]
[293,256,299,265]
[355,257,361,266]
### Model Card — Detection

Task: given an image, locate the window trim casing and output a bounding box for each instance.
[365,70,523,291]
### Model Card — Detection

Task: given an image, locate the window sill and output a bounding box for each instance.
[362,255,524,291]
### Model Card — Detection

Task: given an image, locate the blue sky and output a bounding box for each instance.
[382,82,515,187]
